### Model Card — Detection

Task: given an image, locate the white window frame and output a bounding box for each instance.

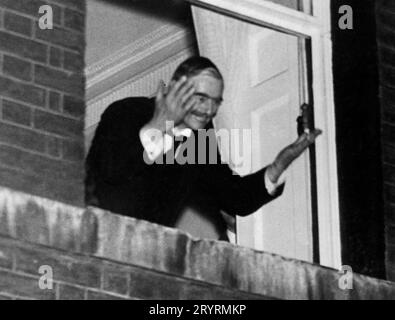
[188,0,341,269]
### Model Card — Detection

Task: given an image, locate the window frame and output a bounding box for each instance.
[187,0,341,269]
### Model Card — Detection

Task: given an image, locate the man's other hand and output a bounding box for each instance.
[266,129,323,184]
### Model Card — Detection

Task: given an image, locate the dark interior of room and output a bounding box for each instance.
[331,0,385,278]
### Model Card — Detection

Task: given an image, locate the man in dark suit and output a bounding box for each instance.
[85,57,321,239]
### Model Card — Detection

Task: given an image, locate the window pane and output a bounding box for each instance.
[266,0,313,15]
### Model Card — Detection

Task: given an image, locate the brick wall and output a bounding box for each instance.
[0,238,269,300]
[0,186,394,300]
[0,0,86,207]
[376,0,395,282]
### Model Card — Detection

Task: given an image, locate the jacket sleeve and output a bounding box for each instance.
[85,99,147,203]
[198,149,285,217]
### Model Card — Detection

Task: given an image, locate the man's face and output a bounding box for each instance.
[181,70,224,130]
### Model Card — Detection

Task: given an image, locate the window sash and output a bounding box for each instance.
[188,0,341,269]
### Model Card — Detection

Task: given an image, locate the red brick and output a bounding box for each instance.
[378,45,395,69]
[181,281,267,300]
[385,183,395,205]
[35,25,84,53]
[49,46,62,68]
[383,110,395,129]
[2,55,32,81]
[387,225,395,246]
[48,91,62,112]
[34,64,84,97]
[45,135,61,157]
[103,268,129,295]
[387,245,395,268]
[15,199,50,245]
[385,203,395,225]
[0,204,10,236]
[381,67,395,89]
[33,109,83,138]
[129,268,182,299]
[377,8,395,31]
[0,270,55,300]
[2,99,32,126]
[62,139,84,161]
[0,0,61,25]
[0,121,46,152]
[4,11,32,36]
[387,264,395,282]
[15,247,101,288]
[127,266,265,300]
[63,51,83,72]
[63,95,84,118]
[79,209,98,254]
[50,0,85,12]
[0,30,47,63]
[382,142,395,165]
[58,284,85,300]
[382,123,395,147]
[0,246,13,269]
[381,85,395,107]
[86,290,126,300]
[382,93,395,127]
[0,144,82,181]
[384,164,395,186]
[63,8,84,32]
[0,163,84,206]
[0,76,46,107]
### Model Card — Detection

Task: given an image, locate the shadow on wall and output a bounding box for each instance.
[97,0,193,26]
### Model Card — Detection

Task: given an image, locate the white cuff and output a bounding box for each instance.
[139,127,165,161]
[264,170,286,196]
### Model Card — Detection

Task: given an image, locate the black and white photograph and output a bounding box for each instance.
[0,0,394,305]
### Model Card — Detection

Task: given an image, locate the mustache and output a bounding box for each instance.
[190,107,215,118]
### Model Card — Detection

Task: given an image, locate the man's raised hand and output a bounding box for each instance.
[266,129,323,183]
[151,76,196,133]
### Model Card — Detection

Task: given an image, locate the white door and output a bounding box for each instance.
[192,7,314,262]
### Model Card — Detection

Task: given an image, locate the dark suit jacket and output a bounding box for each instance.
[85,97,284,229]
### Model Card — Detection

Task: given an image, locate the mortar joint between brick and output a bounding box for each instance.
[1,7,63,30]
[378,40,395,55]
[126,271,131,297]
[0,9,4,30]
[377,5,395,18]
[0,138,79,164]
[1,21,81,55]
[32,15,85,36]
[3,9,34,39]
[380,60,395,72]
[55,282,60,300]
[11,248,16,272]
[100,266,106,291]
[382,120,395,129]
[46,0,86,15]
[1,86,83,122]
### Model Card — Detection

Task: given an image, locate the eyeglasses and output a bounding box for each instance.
[192,93,223,107]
